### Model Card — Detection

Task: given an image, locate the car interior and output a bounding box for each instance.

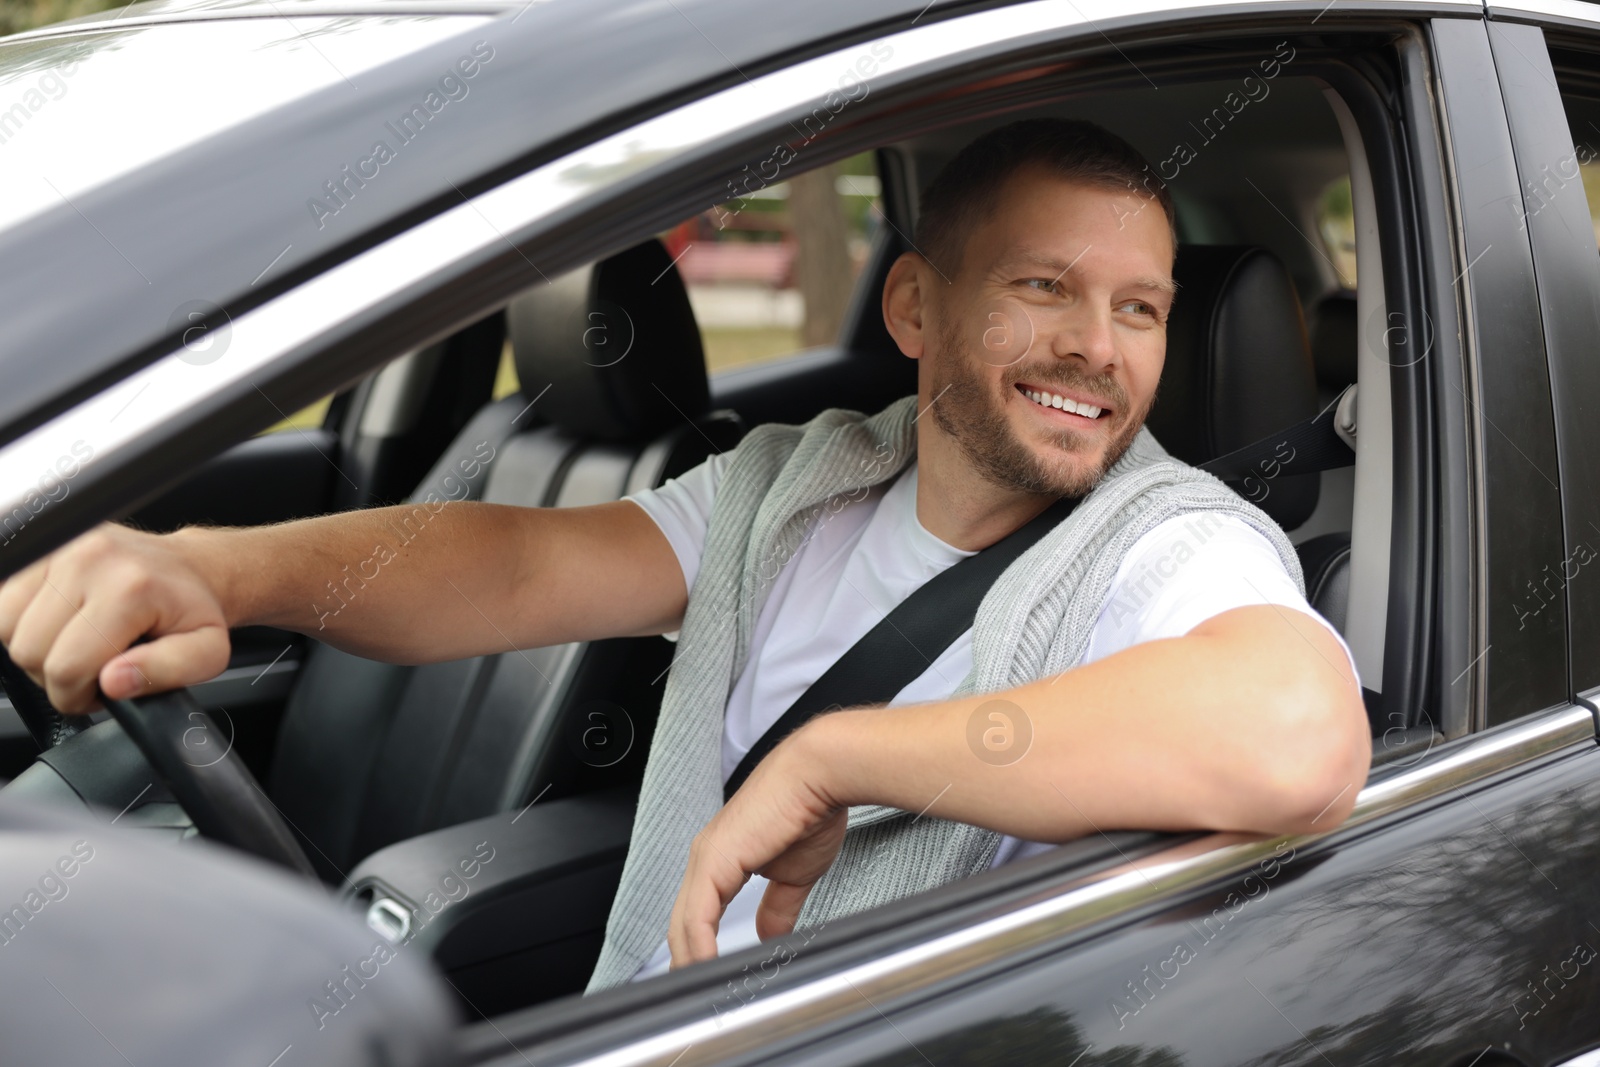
[0,32,1443,1026]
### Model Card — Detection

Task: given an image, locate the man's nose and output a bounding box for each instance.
[1049,305,1118,373]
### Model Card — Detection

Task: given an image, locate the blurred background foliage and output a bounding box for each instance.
[0,0,134,37]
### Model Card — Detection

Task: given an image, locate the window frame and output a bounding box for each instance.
[1490,15,1600,704]
[1428,17,1570,729]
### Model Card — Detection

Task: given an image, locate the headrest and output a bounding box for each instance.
[506,239,709,443]
[1145,245,1320,529]
[1310,289,1358,394]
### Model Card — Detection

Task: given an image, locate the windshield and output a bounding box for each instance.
[0,14,491,232]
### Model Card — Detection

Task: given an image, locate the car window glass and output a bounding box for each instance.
[2,0,123,36]
[1553,94,1600,250]
[1317,175,1358,288]
[662,151,881,374]
[491,342,519,400]
[259,394,332,435]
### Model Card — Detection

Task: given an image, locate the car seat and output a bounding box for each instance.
[266,239,743,880]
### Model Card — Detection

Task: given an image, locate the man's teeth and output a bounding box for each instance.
[1024,388,1103,419]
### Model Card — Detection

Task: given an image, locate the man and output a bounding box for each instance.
[0,119,1369,994]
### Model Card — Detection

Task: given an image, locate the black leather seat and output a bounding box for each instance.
[1293,530,1351,636]
[1145,245,1352,634]
[1310,288,1358,410]
[267,239,743,880]
[1301,288,1359,639]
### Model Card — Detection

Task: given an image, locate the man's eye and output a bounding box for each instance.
[1022,279,1057,293]
[1117,300,1155,316]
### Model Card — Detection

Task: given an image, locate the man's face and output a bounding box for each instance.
[916,168,1174,498]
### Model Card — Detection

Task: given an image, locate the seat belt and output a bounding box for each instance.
[1199,384,1357,483]
[723,492,1081,801]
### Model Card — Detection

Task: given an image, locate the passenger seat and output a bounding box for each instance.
[266,239,744,880]
[1144,245,1354,641]
[1309,288,1358,410]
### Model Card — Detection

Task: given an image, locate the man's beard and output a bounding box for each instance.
[927,311,1150,499]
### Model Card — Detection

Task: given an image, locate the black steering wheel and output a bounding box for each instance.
[0,644,317,878]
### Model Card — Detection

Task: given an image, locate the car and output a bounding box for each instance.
[2,0,1600,1063]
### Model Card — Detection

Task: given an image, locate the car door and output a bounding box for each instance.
[744,15,1597,1067]
[451,8,1600,1067]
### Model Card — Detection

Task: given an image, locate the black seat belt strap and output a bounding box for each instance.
[723,493,1080,801]
[1199,386,1355,484]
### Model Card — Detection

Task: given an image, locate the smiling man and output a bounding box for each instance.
[0,118,1369,996]
[614,118,1369,985]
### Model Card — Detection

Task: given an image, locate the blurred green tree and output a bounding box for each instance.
[0,0,135,38]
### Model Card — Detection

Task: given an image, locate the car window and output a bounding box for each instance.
[486,154,882,391]
[1317,175,1358,288]
[491,341,519,400]
[2,0,119,36]
[259,394,333,435]
[663,151,881,374]
[1553,96,1600,249]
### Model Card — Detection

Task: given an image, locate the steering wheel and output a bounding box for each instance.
[0,643,317,879]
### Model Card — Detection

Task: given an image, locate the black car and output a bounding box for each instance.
[2,0,1599,1063]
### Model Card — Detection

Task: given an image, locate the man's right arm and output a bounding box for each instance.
[0,499,686,714]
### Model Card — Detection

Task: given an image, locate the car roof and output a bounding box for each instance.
[0,0,937,444]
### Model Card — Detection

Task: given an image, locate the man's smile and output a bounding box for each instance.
[1012,380,1115,430]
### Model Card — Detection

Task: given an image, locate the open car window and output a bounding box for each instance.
[15,8,1588,1064]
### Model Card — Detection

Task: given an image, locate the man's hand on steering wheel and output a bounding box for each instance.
[0,523,230,713]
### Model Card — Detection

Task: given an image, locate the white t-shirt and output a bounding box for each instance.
[624,452,1356,981]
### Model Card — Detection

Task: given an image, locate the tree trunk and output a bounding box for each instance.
[787,163,855,348]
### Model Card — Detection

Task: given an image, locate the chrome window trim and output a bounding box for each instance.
[561,704,1595,1067]
[0,0,1482,527]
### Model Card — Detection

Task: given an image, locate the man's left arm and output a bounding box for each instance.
[666,603,1370,967]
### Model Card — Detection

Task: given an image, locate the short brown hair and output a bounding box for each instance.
[913,118,1176,276]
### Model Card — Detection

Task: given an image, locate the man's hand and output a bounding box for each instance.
[667,727,847,969]
[0,524,230,713]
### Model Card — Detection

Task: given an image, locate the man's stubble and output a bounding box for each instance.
[926,307,1151,499]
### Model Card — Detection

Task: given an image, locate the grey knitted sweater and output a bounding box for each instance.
[585,394,1302,992]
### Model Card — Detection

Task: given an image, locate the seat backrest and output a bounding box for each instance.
[1145,244,1321,530]
[1302,289,1359,638]
[1144,244,1356,640]
[1310,288,1358,409]
[267,240,743,879]
[1295,531,1352,635]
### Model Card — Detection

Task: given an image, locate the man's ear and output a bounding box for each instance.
[882,252,931,361]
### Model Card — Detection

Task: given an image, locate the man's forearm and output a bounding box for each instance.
[797,604,1371,841]
[174,502,543,663]
[173,497,687,665]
